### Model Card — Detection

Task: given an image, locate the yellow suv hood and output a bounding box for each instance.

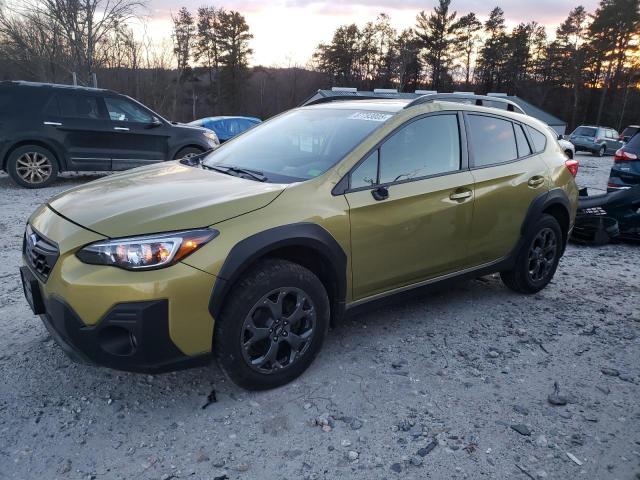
[47,162,286,237]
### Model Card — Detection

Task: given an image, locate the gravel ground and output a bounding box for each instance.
[0,153,639,480]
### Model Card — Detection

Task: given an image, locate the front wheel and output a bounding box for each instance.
[173,146,203,160]
[501,214,563,294]
[214,259,330,390]
[7,145,59,188]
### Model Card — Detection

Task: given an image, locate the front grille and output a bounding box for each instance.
[23,224,59,281]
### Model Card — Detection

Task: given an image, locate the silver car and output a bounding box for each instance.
[569,125,624,157]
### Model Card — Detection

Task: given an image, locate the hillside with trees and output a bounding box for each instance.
[0,0,638,130]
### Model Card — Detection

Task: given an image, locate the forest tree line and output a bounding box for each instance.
[0,0,639,131]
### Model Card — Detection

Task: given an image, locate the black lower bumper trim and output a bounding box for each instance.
[41,296,211,374]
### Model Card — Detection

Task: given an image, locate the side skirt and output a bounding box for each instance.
[344,256,514,317]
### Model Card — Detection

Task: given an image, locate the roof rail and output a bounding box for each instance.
[302,92,383,107]
[404,93,525,114]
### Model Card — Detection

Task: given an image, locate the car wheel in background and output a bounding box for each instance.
[501,214,563,294]
[214,259,330,390]
[173,147,204,160]
[564,150,573,159]
[594,145,606,157]
[7,145,59,188]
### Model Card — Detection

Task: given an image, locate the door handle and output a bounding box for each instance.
[43,121,62,126]
[371,186,389,201]
[449,189,472,201]
[114,127,130,131]
[528,175,545,187]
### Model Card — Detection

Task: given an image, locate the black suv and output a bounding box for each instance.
[0,81,219,188]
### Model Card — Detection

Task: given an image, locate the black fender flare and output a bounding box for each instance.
[208,223,347,321]
[517,188,572,256]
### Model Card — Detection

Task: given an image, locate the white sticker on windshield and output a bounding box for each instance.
[348,112,393,122]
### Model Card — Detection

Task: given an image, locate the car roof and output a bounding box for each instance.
[301,98,543,129]
[0,80,112,93]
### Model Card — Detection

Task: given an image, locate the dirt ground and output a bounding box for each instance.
[0,153,638,480]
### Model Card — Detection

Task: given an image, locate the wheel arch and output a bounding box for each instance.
[208,223,347,326]
[520,188,572,255]
[171,144,206,160]
[3,140,64,171]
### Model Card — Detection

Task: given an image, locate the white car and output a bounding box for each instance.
[546,126,575,159]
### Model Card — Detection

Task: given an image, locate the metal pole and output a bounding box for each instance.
[91,73,98,88]
[72,72,77,86]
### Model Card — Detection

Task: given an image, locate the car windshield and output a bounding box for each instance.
[202,108,392,182]
[573,126,597,137]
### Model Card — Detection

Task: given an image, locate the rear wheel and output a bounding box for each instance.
[594,145,606,157]
[501,214,562,294]
[564,149,573,159]
[7,145,59,188]
[173,146,203,160]
[214,259,330,390]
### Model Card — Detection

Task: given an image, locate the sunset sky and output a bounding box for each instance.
[141,0,601,67]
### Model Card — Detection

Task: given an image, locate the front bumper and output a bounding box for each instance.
[22,205,219,373]
[21,266,211,373]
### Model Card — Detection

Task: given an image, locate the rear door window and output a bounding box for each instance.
[52,93,104,119]
[467,115,518,167]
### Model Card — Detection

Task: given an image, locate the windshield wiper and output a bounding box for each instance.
[202,164,267,182]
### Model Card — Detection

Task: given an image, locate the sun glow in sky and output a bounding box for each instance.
[140,0,601,67]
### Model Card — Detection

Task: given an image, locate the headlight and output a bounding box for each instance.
[203,131,220,145]
[76,229,218,270]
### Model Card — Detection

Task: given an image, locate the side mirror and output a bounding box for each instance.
[147,117,163,128]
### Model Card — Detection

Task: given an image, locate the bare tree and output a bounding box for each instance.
[3,0,144,84]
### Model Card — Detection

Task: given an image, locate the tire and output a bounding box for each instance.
[500,214,563,294]
[593,146,606,157]
[564,150,573,159]
[7,145,59,188]
[173,146,203,160]
[214,259,330,390]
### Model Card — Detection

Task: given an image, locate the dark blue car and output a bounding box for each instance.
[188,116,261,143]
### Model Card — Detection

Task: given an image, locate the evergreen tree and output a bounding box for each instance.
[216,10,253,112]
[475,7,507,92]
[453,12,482,87]
[415,0,460,90]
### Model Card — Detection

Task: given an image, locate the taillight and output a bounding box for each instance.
[614,149,638,162]
[565,159,579,177]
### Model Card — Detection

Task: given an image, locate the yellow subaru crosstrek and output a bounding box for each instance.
[20,96,579,390]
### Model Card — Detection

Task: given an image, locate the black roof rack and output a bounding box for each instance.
[404,93,525,114]
[302,94,388,107]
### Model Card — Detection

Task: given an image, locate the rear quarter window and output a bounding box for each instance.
[526,126,547,153]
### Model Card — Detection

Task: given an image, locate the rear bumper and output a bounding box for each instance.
[39,292,210,374]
